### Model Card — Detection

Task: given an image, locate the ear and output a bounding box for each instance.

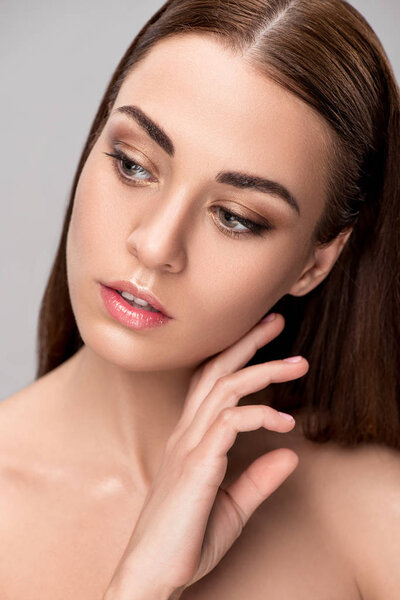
[288,228,353,297]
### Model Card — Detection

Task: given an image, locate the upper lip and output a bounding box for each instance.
[103,280,172,318]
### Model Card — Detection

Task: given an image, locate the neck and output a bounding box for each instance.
[59,345,197,491]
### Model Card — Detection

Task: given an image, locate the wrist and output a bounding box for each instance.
[104,583,177,600]
[104,580,177,600]
[103,563,183,600]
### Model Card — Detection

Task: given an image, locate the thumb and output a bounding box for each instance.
[189,448,299,585]
[225,448,299,523]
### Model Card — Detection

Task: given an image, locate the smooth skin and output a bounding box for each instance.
[104,314,308,598]
[1,32,400,600]
[65,32,350,493]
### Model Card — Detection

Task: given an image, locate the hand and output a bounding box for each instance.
[105,313,309,599]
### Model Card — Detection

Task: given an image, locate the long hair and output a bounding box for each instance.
[36,0,400,449]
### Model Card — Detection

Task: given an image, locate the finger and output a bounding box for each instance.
[178,314,286,430]
[224,448,299,526]
[188,405,296,477]
[181,358,308,447]
[192,447,299,581]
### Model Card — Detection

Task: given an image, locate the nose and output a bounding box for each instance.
[126,190,192,273]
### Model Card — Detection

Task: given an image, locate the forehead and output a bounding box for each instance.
[112,33,331,222]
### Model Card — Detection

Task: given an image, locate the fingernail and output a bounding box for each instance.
[283,355,303,363]
[261,313,276,323]
[278,411,295,421]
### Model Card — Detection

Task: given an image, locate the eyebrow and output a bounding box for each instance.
[112,104,301,215]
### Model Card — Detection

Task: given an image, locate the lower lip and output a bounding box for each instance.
[99,284,172,330]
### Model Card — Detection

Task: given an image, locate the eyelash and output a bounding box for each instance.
[103,148,273,239]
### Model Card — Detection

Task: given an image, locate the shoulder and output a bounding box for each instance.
[303,439,400,600]
[241,409,400,600]
[0,367,70,477]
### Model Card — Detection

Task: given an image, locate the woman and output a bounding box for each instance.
[1,0,399,598]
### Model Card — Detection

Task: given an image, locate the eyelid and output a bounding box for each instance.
[105,144,275,237]
[210,206,271,238]
[216,201,274,230]
[108,124,293,222]
[104,148,156,187]
[109,139,159,177]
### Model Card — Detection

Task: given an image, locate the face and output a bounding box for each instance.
[66,33,334,372]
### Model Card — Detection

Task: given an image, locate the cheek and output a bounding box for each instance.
[65,166,127,361]
[67,163,119,277]
[178,232,301,358]
[64,151,307,370]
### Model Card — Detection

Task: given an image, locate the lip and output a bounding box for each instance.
[99,284,171,330]
[101,279,172,318]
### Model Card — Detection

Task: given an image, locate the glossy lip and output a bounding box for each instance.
[101,279,172,318]
[99,284,171,330]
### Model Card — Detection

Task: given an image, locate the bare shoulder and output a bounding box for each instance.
[291,433,400,600]
[0,374,50,444]
[0,352,77,436]
[0,381,50,536]
[0,359,74,477]
[0,377,50,483]
[229,406,400,600]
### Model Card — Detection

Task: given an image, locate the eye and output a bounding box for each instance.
[103,148,273,239]
[211,206,273,239]
[103,148,154,185]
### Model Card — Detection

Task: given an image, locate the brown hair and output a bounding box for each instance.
[36,0,400,448]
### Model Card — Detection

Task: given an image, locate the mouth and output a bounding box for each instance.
[101,279,172,318]
[114,289,161,313]
[99,283,172,330]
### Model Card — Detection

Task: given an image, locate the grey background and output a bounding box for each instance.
[1,0,399,399]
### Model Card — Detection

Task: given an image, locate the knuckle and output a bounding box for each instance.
[218,406,236,426]
[182,446,199,473]
[173,429,194,457]
[261,404,275,418]
[214,375,237,396]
